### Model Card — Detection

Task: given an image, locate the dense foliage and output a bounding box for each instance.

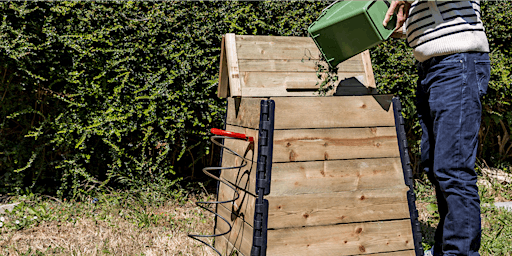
[0,1,331,196]
[1,1,510,196]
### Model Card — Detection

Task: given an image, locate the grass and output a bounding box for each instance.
[415,168,512,256]
[1,168,511,255]
[0,190,217,256]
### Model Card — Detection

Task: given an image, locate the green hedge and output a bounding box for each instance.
[0,1,330,196]
[1,1,510,196]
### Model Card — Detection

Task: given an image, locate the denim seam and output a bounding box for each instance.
[460,54,471,255]
[460,56,471,256]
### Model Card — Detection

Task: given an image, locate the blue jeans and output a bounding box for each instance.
[416,52,490,256]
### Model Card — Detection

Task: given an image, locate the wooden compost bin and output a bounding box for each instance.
[213,34,419,256]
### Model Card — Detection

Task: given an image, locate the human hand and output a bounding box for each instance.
[383,1,411,32]
[390,26,406,39]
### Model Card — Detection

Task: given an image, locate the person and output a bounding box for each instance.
[383,1,491,256]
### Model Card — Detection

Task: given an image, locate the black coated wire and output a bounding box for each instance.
[188,135,255,256]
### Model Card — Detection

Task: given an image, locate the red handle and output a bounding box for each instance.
[210,128,254,142]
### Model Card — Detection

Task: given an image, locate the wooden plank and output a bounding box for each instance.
[361,50,376,89]
[215,235,246,256]
[218,35,229,98]
[220,150,257,196]
[218,184,410,230]
[267,186,410,229]
[221,152,405,199]
[272,127,400,162]
[238,57,364,73]
[269,157,406,196]
[267,219,415,255]
[236,35,322,60]
[362,250,416,256]
[239,71,365,97]
[222,125,402,164]
[225,33,242,97]
[226,96,395,130]
[226,97,262,130]
[215,204,253,256]
[217,181,256,226]
[272,96,394,129]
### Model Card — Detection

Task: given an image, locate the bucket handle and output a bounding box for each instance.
[321,0,340,14]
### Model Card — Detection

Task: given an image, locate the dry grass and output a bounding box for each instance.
[0,195,218,256]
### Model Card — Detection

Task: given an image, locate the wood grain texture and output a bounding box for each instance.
[215,204,253,256]
[220,147,257,194]
[361,50,376,89]
[219,125,403,196]
[272,127,400,162]
[236,35,321,60]
[360,250,416,256]
[225,33,242,97]
[226,96,395,130]
[239,71,363,97]
[218,35,229,98]
[221,125,401,163]
[267,220,415,255]
[218,34,377,97]
[226,97,262,130]
[218,185,410,230]
[221,152,406,198]
[238,57,364,73]
[215,235,246,256]
[267,186,410,229]
[217,181,256,226]
[269,157,406,196]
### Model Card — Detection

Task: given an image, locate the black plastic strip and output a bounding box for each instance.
[251,99,275,256]
[251,197,269,256]
[392,97,424,256]
[255,100,275,196]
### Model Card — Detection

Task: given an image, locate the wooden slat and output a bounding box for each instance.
[239,71,364,97]
[236,35,321,60]
[360,250,416,256]
[220,151,257,196]
[269,157,405,196]
[238,57,364,73]
[267,186,410,229]
[361,50,376,89]
[215,204,253,256]
[225,33,242,97]
[272,127,400,162]
[226,98,262,130]
[218,35,229,98]
[217,181,256,226]
[218,184,410,229]
[267,220,415,255]
[226,96,395,130]
[222,152,405,198]
[222,125,401,164]
[215,235,246,256]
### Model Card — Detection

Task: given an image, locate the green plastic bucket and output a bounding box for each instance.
[308,0,397,68]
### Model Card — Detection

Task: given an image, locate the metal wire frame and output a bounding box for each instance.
[188,135,256,256]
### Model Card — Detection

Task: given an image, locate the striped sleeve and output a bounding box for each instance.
[404,0,489,62]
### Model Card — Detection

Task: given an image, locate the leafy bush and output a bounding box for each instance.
[1,1,510,197]
[0,1,330,196]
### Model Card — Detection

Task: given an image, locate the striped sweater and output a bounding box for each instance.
[404,0,489,62]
